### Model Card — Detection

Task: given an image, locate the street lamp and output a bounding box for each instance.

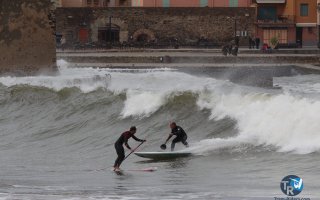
[109,16,112,43]
[318,3,320,48]
[227,13,250,43]
[234,17,237,39]
[227,16,238,40]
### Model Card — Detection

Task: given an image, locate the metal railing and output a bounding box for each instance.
[257,15,295,24]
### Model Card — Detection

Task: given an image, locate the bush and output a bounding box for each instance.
[270,36,279,49]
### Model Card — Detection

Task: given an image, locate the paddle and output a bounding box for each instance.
[160,143,166,150]
[123,141,145,161]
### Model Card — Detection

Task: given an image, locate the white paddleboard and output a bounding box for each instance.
[134,151,192,160]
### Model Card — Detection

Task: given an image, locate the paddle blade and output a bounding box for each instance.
[160,144,166,150]
[128,167,158,172]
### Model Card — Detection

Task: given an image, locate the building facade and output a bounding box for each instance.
[60,0,130,7]
[295,0,318,46]
[255,0,317,47]
[132,0,254,7]
[317,0,320,45]
[58,0,254,7]
[56,7,255,48]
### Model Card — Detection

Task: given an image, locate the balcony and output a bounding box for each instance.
[256,15,295,27]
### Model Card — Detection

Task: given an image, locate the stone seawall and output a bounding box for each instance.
[56,7,255,48]
[58,54,320,64]
[0,0,57,75]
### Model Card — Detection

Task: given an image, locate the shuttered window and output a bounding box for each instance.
[163,0,170,7]
[229,0,238,7]
[300,4,309,17]
[78,28,88,43]
[200,0,208,7]
[133,0,143,7]
[86,0,92,6]
[263,29,288,45]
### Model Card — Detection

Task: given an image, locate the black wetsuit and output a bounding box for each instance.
[114,131,144,168]
[170,126,188,151]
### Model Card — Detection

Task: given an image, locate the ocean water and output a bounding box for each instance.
[0,60,319,200]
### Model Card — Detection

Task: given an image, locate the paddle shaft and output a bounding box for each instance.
[123,141,145,161]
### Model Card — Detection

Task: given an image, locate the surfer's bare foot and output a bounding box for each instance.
[114,167,121,172]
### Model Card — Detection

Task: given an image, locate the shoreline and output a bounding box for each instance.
[56,47,320,54]
[56,49,320,88]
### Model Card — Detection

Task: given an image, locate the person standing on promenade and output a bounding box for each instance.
[255,37,260,49]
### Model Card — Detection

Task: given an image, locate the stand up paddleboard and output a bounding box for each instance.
[113,167,157,175]
[134,151,192,160]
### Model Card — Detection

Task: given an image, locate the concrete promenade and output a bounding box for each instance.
[56,48,320,87]
[57,48,320,68]
[56,47,320,55]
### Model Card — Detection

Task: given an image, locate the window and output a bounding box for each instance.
[132,0,142,6]
[229,0,238,7]
[300,4,308,17]
[263,29,288,45]
[258,6,277,21]
[102,0,108,6]
[86,0,92,6]
[98,25,120,43]
[162,0,170,7]
[200,0,208,7]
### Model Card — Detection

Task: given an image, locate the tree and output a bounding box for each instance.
[270,36,279,49]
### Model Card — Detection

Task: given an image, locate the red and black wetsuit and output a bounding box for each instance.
[114,131,144,168]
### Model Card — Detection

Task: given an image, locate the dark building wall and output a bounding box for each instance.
[56,7,255,48]
[0,0,57,75]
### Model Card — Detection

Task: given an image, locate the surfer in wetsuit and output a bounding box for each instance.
[165,122,189,151]
[113,126,145,171]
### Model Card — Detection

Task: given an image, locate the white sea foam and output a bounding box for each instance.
[194,92,320,154]
[113,70,320,154]
[120,90,167,118]
[0,60,111,92]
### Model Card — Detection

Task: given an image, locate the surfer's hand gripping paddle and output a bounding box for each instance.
[160,144,166,150]
[123,141,145,161]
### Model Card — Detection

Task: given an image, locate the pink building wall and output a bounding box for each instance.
[132,0,253,7]
[302,27,318,46]
[170,0,200,7]
[211,0,228,7]
[238,0,252,7]
[210,0,252,7]
[142,0,156,7]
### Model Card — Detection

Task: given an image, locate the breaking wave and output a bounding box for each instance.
[0,60,319,156]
